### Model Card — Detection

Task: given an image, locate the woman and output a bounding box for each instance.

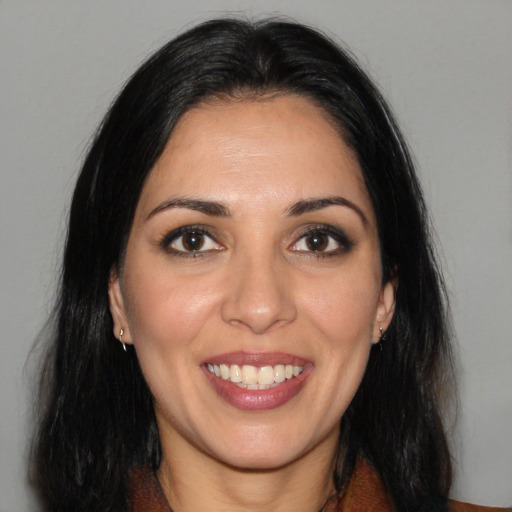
[33,18,509,512]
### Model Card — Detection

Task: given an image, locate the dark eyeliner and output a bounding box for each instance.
[159,225,213,257]
[299,224,355,257]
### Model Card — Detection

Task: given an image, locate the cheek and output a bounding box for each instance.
[122,265,220,354]
[303,269,380,415]
[300,265,381,347]
[120,268,222,420]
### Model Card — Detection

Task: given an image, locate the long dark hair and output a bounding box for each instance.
[34,18,454,512]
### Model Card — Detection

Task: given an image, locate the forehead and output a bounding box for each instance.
[136,95,373,219]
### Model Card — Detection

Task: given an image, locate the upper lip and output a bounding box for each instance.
[203,351,311,367]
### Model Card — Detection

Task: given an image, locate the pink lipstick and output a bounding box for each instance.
[202,352,313,411]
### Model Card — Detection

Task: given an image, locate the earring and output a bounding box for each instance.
[378,326,385,351]
[119,328,127,352]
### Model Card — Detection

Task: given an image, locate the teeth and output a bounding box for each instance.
[257,366,274,386]
[207,363,304,387]
[274,364,286,383]
[230,364,242,383]
[220,364,230,380]
[242,365,258,385]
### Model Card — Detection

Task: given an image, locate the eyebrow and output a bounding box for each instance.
[146,195,368,224]
[146,198,231,220]
[286,196,368,225]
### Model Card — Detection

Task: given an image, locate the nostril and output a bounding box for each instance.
[220,267,297,334]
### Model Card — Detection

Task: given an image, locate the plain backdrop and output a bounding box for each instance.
[1,1,511,510]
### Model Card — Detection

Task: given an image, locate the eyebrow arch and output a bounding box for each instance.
[286,196,368,225]
[146,198,231,220]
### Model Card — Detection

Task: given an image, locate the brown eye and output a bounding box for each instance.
[182,232,205,251]
[305,232,328,252]
[289,225,354,257]
[162,226,223,256]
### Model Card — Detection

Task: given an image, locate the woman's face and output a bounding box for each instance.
[109,95,395,471]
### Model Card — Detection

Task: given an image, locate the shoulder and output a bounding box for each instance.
[449,500,512,512]
[337,457,511,512]
[128,466,171,512]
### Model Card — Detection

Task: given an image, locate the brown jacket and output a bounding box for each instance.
[129,458,510,512]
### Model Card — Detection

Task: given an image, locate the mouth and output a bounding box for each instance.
[206,363,304,389]
[202,352,312,410]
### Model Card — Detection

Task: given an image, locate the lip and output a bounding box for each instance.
[203,351,310,367]
[201,352,313,411]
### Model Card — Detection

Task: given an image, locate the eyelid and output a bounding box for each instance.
[159,225,224,256]
[289,224,354,255]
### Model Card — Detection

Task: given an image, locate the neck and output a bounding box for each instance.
[156,427,340,512]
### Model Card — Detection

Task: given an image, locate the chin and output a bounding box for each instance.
[216,447,306,471]
[205,423,331,472]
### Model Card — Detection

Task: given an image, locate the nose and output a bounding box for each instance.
[220,248,297,334]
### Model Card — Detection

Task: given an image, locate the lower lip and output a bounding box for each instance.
[202,365,313,411]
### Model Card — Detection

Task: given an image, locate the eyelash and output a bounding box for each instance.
[290,224,354,258]
[159,224,354,259]
[159,225,222,258]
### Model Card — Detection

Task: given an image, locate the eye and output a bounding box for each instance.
[161,226,223,256]
[290,226,353,256]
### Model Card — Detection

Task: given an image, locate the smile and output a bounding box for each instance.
[202,353,312,410]
[206,363,304,389]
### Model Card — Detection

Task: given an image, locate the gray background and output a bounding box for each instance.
[1,1,511,510]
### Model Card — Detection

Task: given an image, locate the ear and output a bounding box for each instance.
[372,278,397,344]
[108,270,133,345]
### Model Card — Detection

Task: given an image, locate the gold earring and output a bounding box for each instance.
[119,328,127,352]
[378,326,386,352]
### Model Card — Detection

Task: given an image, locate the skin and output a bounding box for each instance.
[109,95,395,512]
